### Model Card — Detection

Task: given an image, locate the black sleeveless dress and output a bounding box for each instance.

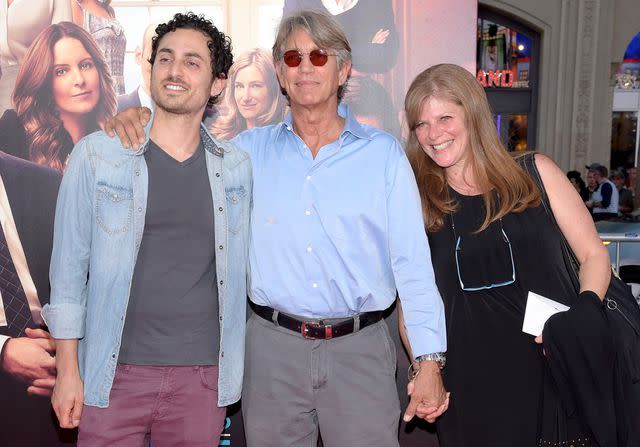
[430,188,592,447]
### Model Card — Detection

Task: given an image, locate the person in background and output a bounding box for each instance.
[611,168,634,217]
[586,169,598,195]
[0,0,72,113]
[72,0,126,95]
[584,168,599,214]
[209,48,287,140]
[567,170,589,201]
[117,21,159,112]
[628,166,639,209]
[586,163,619,221]
[0,21,116,172]
[403,63,610,447]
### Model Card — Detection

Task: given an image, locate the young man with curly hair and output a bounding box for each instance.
[41,13,251,446]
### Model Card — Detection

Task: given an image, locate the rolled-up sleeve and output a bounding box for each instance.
[387,147,447,358]
[41,140,95,339]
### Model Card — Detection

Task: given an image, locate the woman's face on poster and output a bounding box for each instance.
[234,64,269,126]
[51,37,100,118]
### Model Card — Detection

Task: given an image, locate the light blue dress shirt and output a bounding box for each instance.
[233,104,446,357]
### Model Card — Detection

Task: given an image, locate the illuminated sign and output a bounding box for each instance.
[477,69,515,88]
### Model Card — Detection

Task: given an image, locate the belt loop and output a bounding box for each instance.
[353,313,360,332]
[271,309,280,327]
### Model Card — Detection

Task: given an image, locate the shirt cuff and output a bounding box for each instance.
[406,326,447,359]
[0,335,9,357]
[41,303,86,339]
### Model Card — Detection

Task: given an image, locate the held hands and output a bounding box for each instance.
[1,328,57,396]
[404,360,450,423]
[104,107,152,148]
[51,371,84,429]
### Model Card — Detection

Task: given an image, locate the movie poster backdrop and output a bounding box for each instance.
[0,1,475,445]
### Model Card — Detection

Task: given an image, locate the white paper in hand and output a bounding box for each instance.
[522,291,570,336]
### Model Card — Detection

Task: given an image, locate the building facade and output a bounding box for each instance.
[479,0,639,171]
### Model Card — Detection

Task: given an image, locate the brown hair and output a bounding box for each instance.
[12,21,116,172]
[210,48,287,139]
[404,63,540,232]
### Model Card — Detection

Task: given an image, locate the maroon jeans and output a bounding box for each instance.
[78,364,226,447]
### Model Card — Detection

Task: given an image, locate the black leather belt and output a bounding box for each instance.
[251,303,383,339]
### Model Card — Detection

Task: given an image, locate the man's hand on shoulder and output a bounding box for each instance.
[104,107,152,149]
[0,328,56,396]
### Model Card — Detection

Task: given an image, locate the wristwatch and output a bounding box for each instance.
[415,352,446,370]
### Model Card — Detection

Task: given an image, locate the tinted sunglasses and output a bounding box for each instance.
[282,49,335,67]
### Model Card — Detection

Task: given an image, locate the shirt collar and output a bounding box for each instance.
[275,103,373,142]
[133,112,224,158]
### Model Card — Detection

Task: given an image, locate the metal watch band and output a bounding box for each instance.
[415,352,446,369]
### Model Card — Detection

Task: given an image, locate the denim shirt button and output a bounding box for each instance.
[219,280,224,285]
[137,207,142,212]
[219,315,223,321]
[135,170,140,176]
[219,245,223,250]
[218,207,223,212]
[221,351,224,358]
[215,172,220,177]
[112,354,116,358]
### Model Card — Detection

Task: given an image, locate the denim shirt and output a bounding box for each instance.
[42,122,252,408]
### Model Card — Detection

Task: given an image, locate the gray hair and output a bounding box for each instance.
[272,10,352,100]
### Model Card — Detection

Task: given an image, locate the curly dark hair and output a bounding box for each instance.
[149,12,233,104]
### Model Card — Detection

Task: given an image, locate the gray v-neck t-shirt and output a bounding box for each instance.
[118,139,219,365]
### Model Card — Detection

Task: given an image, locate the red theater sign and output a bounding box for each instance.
[477,69,515,88]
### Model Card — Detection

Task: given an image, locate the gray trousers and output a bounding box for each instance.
[242,313,401,447]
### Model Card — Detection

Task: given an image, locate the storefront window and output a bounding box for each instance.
[477,19,532,89]
[477,7,539,152]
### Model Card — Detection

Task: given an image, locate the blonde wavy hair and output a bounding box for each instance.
[404,64,540,233]
[210,48,287,139]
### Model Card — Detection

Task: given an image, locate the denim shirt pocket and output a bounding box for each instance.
[225,185,247,235]
[96,183,134,235]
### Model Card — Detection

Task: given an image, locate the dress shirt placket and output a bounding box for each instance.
[301,137,343,300]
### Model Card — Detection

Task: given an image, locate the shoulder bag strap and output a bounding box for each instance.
[516,152,581,290]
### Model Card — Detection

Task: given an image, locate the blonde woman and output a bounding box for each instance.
[402,64,610,446]
[209,48,287,139]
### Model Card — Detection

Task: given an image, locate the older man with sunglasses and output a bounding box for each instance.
[105,10,447,446]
